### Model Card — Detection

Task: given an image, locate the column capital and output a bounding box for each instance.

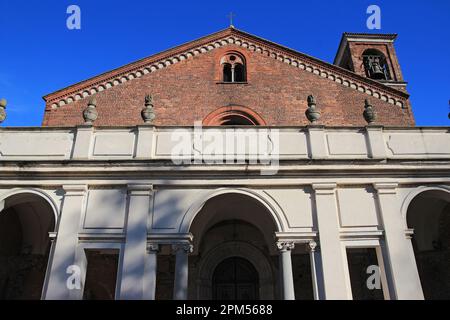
[146,243,160,253]
[172,243,193,254]
[276,241,295,252]
[48,232,57,241]
[62,184,88,196]
[127,184,153,196]
[307,240,319,252]
[373,182,398,194]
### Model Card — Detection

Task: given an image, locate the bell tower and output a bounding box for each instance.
[334,33,407,92]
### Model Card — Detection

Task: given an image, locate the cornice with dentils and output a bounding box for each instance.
[43,27,409,109]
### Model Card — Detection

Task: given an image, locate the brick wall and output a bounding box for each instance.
[42,45,415,127]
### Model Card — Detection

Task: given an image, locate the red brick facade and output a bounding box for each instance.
[42,28,414,127]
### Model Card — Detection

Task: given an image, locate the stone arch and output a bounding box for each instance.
[0,188,59,225]
[0,188,58,299]
[404,185,450,299]
[196,241,275,299]
[179,188,287,234]
[401,185,450,228]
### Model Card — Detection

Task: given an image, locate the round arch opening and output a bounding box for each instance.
[406,189,450,299]
[189,193,279,300]
[0,192,56,299]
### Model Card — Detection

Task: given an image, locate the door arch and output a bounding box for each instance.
[196,241,274,300]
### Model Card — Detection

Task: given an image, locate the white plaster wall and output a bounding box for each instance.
[92,130,135,158]
[151,188,203,231]
[82,188,127,230]
[326,130,368,158]
[0,130,74,160]
[385,129,450,159]
[337,186,379,227]
[264,188,314,229]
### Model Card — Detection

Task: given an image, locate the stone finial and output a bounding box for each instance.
[0,98,6,124]
[141,94,156,124]
[305,95,321,123]
[363,99,377,124]
[82,96,98,125]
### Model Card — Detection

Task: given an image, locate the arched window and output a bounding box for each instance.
[234,63,246,82]
[362,49,391,80]
[223,63,232,82]
[221,53,247,83]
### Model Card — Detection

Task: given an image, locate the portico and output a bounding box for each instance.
[0,125,448,300]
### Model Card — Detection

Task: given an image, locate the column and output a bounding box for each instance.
[173,243,193,300]
[44,184,87,300]
[307,240,324,300]
[41,232,57,299]
[143,243,159,300]
[312,183,349,299]
[276,241,295,300]
[374,183,424,299]
[119,184,153,300]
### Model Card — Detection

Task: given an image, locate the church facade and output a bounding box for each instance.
[0,28,449,300]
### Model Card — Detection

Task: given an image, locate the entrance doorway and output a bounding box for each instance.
[213,257,259,300]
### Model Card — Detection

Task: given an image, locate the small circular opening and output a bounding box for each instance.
[229,55,236,61]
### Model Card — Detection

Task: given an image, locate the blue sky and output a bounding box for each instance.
[0,0,449,126]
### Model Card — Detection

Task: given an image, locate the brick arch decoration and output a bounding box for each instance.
[202,105,267,126]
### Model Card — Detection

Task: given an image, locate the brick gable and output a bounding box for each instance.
[42,28,414,127]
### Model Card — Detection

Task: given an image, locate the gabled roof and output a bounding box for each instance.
[44,27,409,109]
